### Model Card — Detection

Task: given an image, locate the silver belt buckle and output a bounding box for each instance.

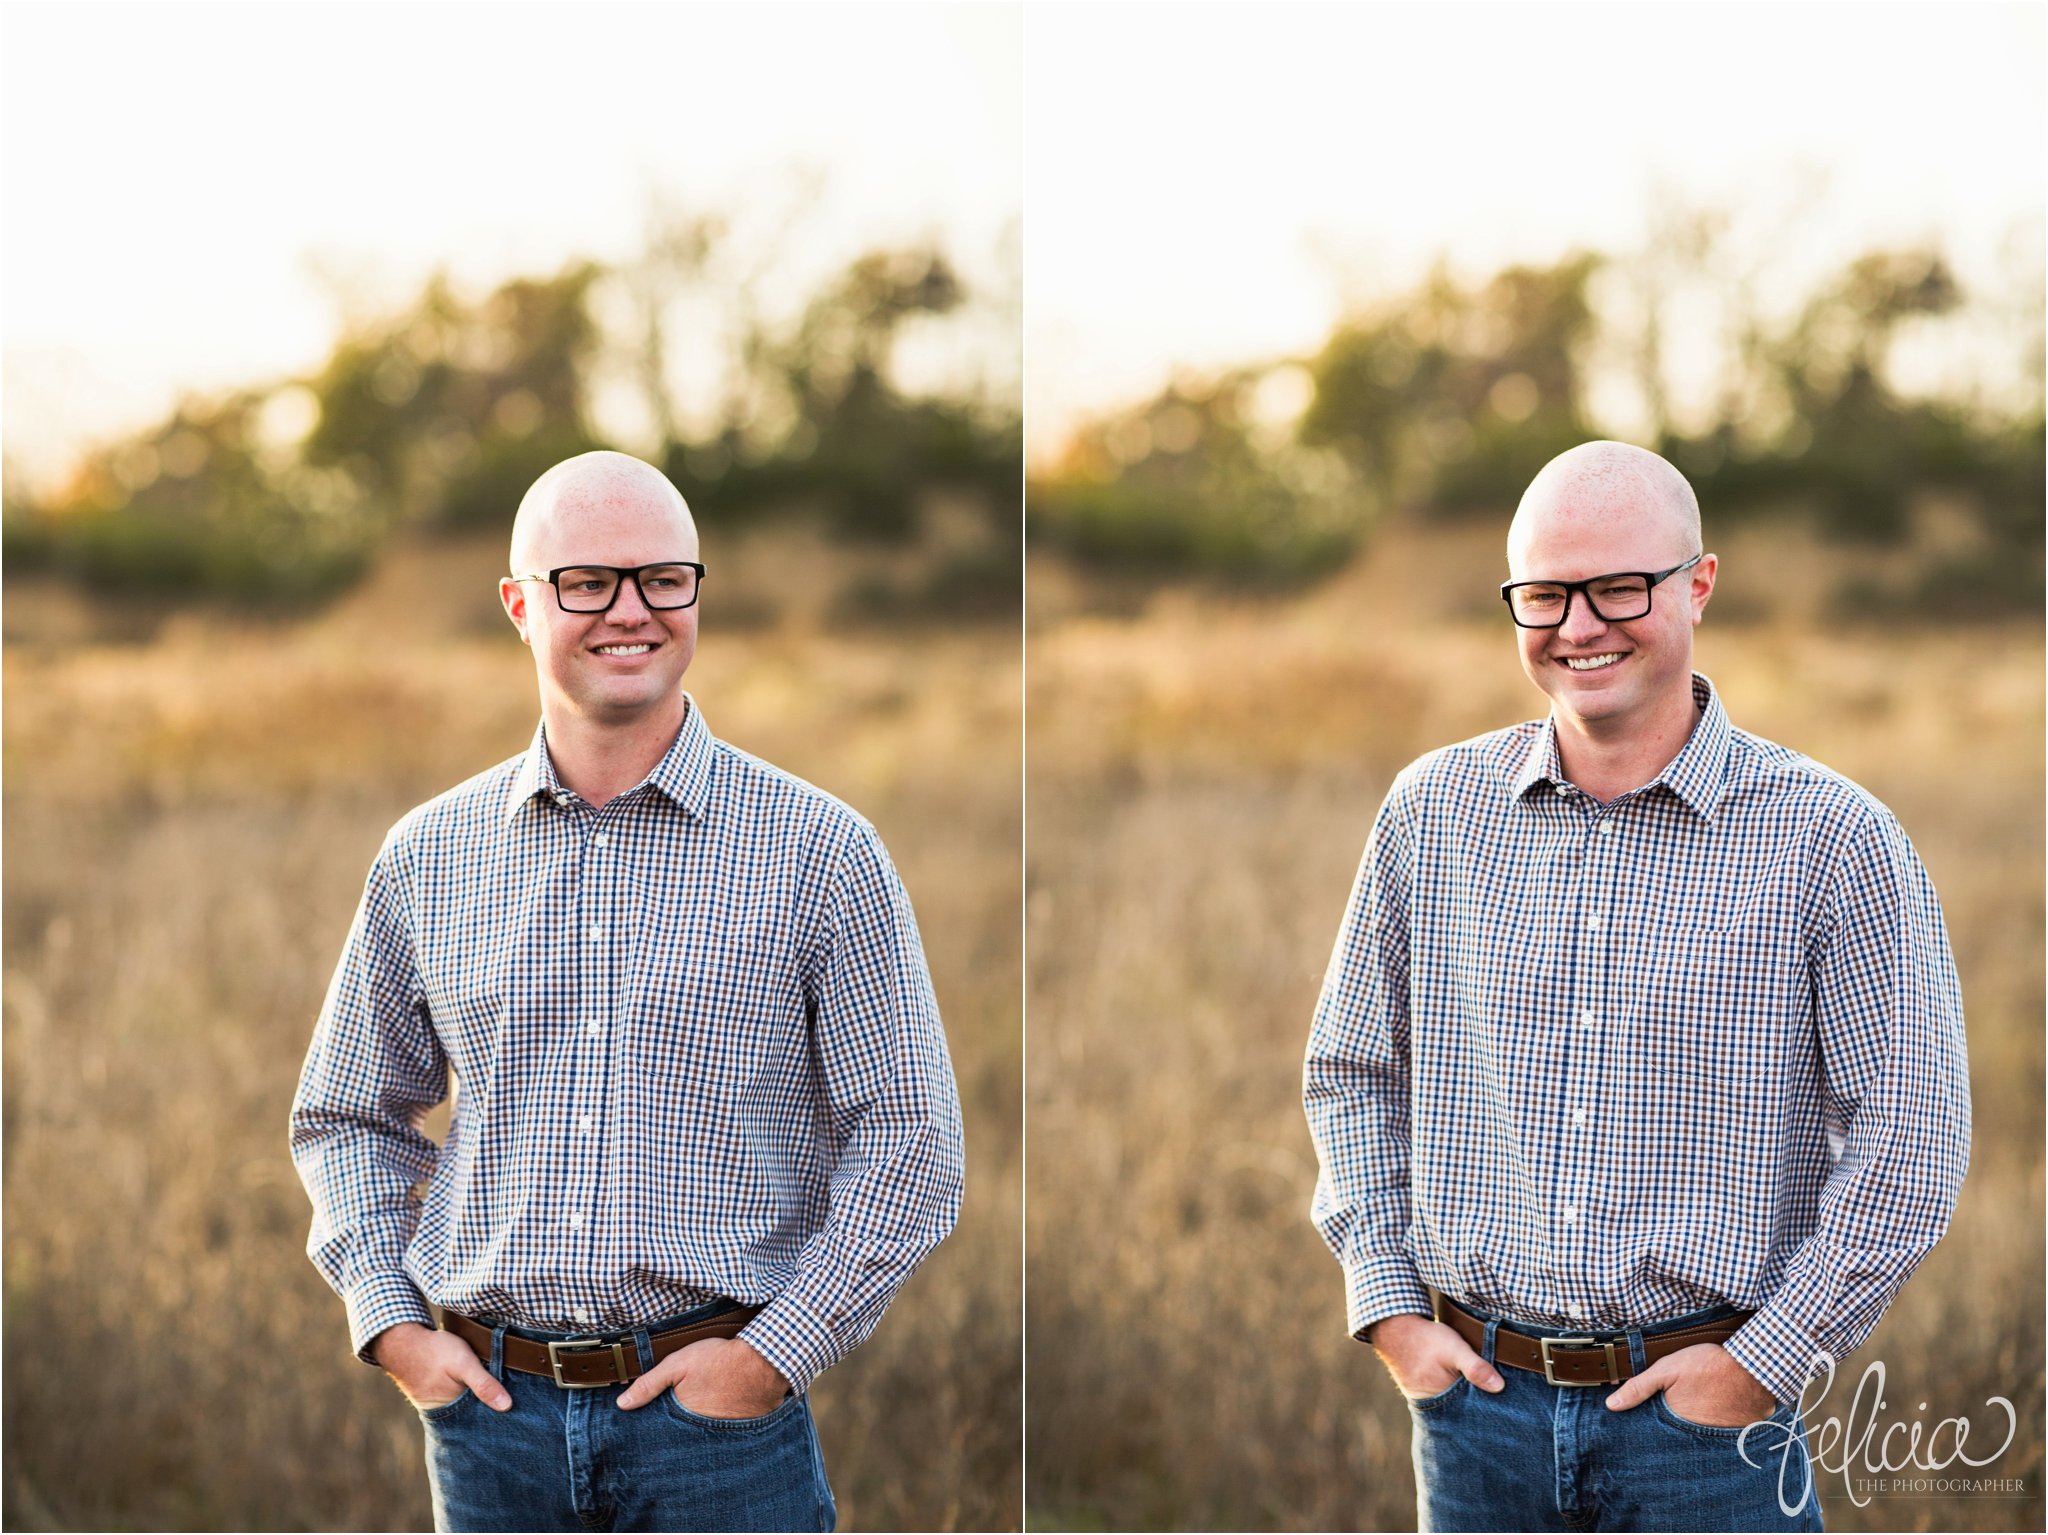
[1540,1334,1621,1386]
[547,1336,630,1388]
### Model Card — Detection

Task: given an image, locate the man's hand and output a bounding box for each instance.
[371,1322,513,1412]
[1604,1342,1777,1427]
[1367,1313,1506,1400]
[615,1336,790,1418]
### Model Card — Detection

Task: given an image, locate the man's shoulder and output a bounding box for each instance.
[379,752,530,853]
[706,738,879,846]
[1387,719,1546,802]
[1720,719,1894,831]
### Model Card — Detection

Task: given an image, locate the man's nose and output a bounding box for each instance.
[606,573,653,622]
[1557,591,1611,646]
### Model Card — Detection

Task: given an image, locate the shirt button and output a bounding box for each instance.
[1566,1302,1586,1320]
[1578,1009,1597,1028]
[587,924,604,943]
[1585,913,1603,931]
[593,832,610,848]
[1561,1204,1578,1223]
[585,1020,603,1037]
[566,1211,585,1229]
[574,1306,593,1324]
[1597,822,1614,836]
[579,1114,595,1133]
[1571,1108,1588,1126]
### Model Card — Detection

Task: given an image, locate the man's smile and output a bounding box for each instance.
[593,641,658,657]
[1560,652,1626,671]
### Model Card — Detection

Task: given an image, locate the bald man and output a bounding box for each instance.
[1304,442,1968,1532]
[291,452,964,1532]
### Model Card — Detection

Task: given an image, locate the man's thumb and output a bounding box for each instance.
[462,1357,513,1411]
[1462,1350,1506,1393]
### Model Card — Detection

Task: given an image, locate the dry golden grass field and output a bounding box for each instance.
[2,526,1022,1531]
[1024,519,2044,1532]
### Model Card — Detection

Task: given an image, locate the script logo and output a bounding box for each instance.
[1730,1355,2018,1516]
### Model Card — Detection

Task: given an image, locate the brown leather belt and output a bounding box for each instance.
[442,1306,760,1389]
[1434,1290,1751,1387]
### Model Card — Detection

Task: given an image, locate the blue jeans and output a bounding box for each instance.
[1407,1299,1824,1533]
[417,1301,835,1533]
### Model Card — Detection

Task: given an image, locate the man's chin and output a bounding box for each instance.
[563,681,685,725]
[1549,681,1636,729]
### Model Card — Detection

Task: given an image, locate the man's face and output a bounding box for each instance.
[1507,497,1714,735]
[499,483,700,729]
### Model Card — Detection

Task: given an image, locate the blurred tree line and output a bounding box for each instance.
[1031,219,2043,616]
[3,212,1021,612]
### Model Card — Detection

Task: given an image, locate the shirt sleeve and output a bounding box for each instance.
[737,818,966,1395]
[288,833,447,1365]
[1305,769,1436,1341]
[1721,807,1972,1405]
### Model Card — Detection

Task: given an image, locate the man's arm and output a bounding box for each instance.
[288,835,449,1364]
[735,818,966,1397]
[1720,807,1971,1405]
[1304,770,1435,1340]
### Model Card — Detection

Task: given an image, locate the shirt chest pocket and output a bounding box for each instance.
[631,902,810,1086]
[1634,924,1808,1084]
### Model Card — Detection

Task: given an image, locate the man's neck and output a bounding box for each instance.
[541,695,688,810]
[1552,690,1702,806]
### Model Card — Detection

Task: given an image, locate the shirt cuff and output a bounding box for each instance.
[345,1273,437,1366]
[1722,1303,1835,1407]
[1344,1254,1436,1343]
[738,1293,840,1397]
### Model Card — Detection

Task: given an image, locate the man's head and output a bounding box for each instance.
[500,451,701,730]
[1504,441,1715,737]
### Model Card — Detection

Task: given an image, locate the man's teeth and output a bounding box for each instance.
[596,644,653,655]
[1563,654,1623,671]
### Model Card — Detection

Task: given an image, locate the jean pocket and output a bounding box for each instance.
[1652,1388,1789,1440]
[1403,1374,1472,1413]
[416,1385,477,1422]
[663,1387,803,1433]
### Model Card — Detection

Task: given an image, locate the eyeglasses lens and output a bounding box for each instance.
[1509,576,1652,628]
[556,565,698,611]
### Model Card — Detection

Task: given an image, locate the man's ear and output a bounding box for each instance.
[1689,553,1718,626]
[500,577,533,645]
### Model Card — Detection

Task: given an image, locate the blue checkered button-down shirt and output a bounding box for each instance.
[290,696,964,1394]
[1305,674,1970,1405]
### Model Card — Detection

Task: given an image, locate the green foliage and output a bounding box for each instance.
[4,399,375,606]
[8,228,1019,607]
[1038,236,2041,613]
[1028,379,1359,584]
[1302,254,1605,517]
[300,266,606,532]
[669,247,1021,545]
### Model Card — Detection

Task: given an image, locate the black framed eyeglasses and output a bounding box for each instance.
[1499,554,1703,629]
[508,562,706,613]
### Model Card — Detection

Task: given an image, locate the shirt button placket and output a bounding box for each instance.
[576,811,615,1257]
[1564,796,1605,1268]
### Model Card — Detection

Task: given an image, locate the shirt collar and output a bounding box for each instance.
[501,693,717,822]
[1508,672,1732,822]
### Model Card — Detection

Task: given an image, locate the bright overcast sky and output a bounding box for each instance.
[6,3,2040,484]
[2,2,1021,486]
[1026,2,2045,460]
